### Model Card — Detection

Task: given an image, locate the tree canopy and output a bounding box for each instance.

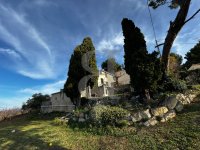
[22,93,50,110]
[101,58,121,73]
[184,41,200,68]
[148,0,200,73]
[149,0,184,9]
[168,52,183,78]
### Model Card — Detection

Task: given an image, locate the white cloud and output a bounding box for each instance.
[172,25,200,62]
[0,48,21,59]
[0,80,65,109]
[97,33,123,52]
[0,4,55,79]
[19,80,65,95]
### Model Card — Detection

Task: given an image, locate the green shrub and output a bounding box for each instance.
[116,120,130,128]
[162,77,187,92]
[89,105,107,125]
[101,107,129,126]
[192,85,200,91]
[89,105,129,126]
[73,108,89,118]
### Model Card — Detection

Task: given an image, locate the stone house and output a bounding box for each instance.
[41,90,75,113]
[41,69,131,113]
[115,69,133,94]
[81,70,116,98]
[115,69,130,86]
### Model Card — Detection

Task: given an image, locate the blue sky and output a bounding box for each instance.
[0,0,200,109]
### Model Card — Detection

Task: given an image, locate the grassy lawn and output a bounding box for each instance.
[0,100,200,150]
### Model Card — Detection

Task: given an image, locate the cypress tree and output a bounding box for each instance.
[64,37,98,107]
[121,18,162,101]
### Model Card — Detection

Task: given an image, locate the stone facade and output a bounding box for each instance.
[81,70,116,98]
[115,69,130,86]
[41,70,131,113]
[41,90,75,113]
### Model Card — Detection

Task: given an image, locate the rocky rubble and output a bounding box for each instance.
[127,92,198,127]
[66,91,199,128]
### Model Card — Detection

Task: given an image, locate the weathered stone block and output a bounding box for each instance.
[175,101,184,112]
[131,109,151,123]
[161,110,176,122]
[144,117,158,127]
[161,96,178,109]
[151,107,168,117]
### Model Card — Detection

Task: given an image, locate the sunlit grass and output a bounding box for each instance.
[0,100,200,150]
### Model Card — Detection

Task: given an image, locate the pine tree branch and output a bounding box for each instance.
[184,8,200,24]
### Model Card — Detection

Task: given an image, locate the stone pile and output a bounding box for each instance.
[65,92,198,127]
[130,92,198,127]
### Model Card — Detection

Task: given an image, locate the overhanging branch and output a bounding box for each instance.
[155,43,164,48]
[184,8,200,24]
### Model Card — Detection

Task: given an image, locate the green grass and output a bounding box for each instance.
[0,100,200,150]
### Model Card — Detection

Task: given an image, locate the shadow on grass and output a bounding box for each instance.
[180,100,200,114]
[0,113,69,150]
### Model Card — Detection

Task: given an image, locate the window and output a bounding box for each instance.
[101,78,104,84]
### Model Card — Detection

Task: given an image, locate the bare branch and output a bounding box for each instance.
[155,43,164,48]
[184,8,200,24]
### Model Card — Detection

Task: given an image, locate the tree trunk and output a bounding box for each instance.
[145,89,151,103]
[139,89,151,104]
[162,0,191,72]
[72,97,81,109]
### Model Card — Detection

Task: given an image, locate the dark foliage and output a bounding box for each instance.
[184,41,200,69]
[101,58,121,73]
[22,93,50,110]
[64,37,98,107]
[149,0,183,9]
[160,76,187,92]
[121,18,162,99]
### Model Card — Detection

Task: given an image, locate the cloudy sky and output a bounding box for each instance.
[0,0,199,108]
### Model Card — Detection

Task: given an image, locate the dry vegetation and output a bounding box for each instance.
[0,108,25,122]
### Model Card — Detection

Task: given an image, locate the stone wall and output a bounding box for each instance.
[74,91,199,127]
[130,91,199,127]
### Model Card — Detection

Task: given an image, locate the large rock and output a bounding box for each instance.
[131,112,142,122]
[186,94,196,103]
[131,109,151,122]
[142,109,152,119]
[161,96,178,109]
[176,94,189,105]
[151,107,168,117]
[175,101,184,112]
[160,110,176,123]
[176,93,196,105]
[144,117,158,127]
